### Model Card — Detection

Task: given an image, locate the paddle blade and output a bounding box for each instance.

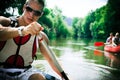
[94,42,104,46]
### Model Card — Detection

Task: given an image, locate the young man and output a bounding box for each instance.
[112,32,120,46]
[0,0,62,80]
[106,32,114,44]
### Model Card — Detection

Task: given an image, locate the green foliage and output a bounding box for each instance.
[38,7,71,39]
[0,0,26,16]
[0,0,15,16]
[90,6,106,39]
[72,17,80,38]
[104,0,120,35]
[81,12,95,38]
[71,0,120,39]
[17,0,26,15]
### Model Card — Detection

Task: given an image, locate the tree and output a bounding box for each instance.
[104,0,120,35]
[72,17,80,38]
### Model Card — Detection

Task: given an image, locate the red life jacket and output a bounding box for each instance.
[0,17,38,68]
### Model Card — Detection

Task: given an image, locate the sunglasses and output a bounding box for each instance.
[25,5,43,16]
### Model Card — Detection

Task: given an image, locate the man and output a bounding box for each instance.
[112,32,120,46]
[0,0,62,80]
[106,32,114,44]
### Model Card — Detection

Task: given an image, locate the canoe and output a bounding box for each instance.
[104,45,120,53]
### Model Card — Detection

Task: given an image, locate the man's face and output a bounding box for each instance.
[23,1,43,25]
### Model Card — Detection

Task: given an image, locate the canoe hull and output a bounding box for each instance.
[104,45,120,53]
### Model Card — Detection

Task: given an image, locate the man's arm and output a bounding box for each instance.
[0,16,43,41]
[0,16,10,26]
[112,37,117,46]
[0,16,20,41]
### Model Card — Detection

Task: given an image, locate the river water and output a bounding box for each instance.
[32,38,120,80]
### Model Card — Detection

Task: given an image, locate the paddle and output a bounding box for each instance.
[38,33,69,80]
[94,42,105,46]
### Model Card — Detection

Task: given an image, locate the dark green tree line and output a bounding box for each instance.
[72,0,120,39]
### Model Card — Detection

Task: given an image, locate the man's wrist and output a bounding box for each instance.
[18,26,24,36]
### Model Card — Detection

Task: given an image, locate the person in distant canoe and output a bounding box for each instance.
[106,32,114,44]
[112,32,120,46]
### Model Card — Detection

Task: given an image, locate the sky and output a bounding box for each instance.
[46,0,108,18]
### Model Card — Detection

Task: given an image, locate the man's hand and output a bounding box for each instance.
[23,22,44,36]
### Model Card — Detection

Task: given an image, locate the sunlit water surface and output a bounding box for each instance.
[32,38,120,80]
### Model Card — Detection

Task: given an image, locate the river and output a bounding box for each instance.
[32,38,120,80]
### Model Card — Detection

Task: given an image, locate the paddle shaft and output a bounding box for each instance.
[38,34,69,80]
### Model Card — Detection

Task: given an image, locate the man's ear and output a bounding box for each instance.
[23,4,26,12]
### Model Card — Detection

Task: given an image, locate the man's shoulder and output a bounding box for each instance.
[0,16,10,26]
[9,16,19,27]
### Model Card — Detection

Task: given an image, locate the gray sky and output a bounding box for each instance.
[46,0,108,18]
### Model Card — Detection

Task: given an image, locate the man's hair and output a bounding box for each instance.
[115,32,119,36]
[26,0,45,7]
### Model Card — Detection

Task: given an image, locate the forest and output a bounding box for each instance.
[0,0,120,39]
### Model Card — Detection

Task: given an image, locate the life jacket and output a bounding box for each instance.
[0,16,38,68]
[114,37,120,45]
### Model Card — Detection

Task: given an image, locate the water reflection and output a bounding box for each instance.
[104,51,120,69]
[94,49,103,56]
[34,38,120,80]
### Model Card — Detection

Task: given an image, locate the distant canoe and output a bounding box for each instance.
[104,45,120,53]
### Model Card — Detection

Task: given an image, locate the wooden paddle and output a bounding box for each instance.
[94,42,105,46]
[38,33,69,80]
